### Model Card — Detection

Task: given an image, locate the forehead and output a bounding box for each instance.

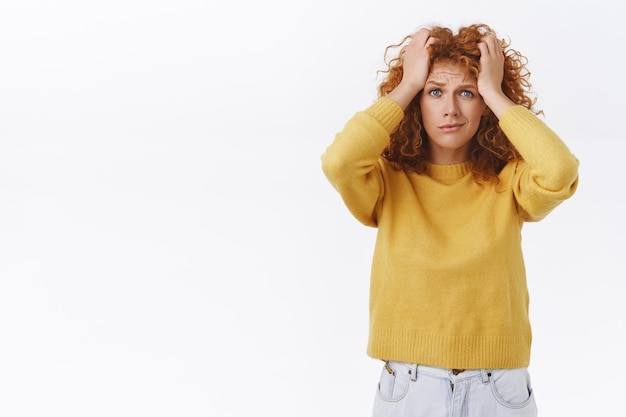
[427,61,475,84]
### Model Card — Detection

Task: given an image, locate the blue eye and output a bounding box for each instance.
[460,90,474,97]
[428,89,442,97]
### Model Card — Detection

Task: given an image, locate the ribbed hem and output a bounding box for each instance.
[364,97,404,134]
[367,327,531,369]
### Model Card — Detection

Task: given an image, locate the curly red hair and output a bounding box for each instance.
[378,23,538,181]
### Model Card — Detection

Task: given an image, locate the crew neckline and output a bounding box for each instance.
[424,161,472,180]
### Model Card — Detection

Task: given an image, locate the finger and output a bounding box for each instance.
[410,28,431,46]
[478,41,489,57]
[425,36,438,47]
[482,35,503,57]
[479,36,492,55]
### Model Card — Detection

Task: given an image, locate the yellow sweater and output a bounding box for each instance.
[321,97,579,369]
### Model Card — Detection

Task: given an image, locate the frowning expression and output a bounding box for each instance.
[419,60,487,164]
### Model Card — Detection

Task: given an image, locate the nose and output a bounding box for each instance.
[444,97,460,117]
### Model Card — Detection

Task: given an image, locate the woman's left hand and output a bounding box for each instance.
[477,34,505,98]
[477,34,514,118]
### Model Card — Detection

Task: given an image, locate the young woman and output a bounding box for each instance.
[321,24,579,417]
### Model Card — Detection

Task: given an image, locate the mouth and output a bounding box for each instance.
[438,123,464,133]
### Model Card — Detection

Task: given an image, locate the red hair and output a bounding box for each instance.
[378,23,538,181]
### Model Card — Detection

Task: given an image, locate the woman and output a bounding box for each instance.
[321,24,579,417]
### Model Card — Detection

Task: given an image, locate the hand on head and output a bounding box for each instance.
[477,35,506,101]
[477,34,515,117]
[386,28,438,109]
[400,28,438,93]
[389,28,513,116]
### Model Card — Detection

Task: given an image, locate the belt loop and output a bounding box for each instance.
[410,364,418,382]
[480,369,490,384]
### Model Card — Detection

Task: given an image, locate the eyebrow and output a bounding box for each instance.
[425,80,477,90]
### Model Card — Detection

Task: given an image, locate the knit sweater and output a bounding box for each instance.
[321,97,579,369]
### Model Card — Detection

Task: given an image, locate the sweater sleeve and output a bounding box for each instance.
[321,97,404,226]
[499,105,579,222]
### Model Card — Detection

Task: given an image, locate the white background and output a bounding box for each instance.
[0,0,623,416]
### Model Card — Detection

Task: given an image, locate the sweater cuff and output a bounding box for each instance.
[498,105,538,134]
[364,97,405,134]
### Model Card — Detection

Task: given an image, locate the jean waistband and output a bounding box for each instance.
[386,361,491,383]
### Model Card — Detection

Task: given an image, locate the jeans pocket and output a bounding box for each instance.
[489,368,534,408]
[376,361,411,402]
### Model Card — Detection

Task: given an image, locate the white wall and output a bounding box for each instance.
[0,0,622,416]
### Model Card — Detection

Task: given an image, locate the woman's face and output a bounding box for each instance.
[419,60,487,164]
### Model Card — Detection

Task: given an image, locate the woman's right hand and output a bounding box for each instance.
[387,28,437,110]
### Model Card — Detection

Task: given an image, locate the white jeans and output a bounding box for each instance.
[373,361,537,417]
